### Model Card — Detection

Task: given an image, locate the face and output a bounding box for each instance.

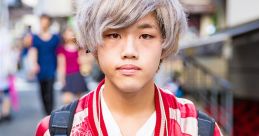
[97,13,163,93]
[40,17,51,31]
[63,28,75,42]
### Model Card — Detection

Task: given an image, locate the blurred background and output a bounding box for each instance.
[0,0,259,136]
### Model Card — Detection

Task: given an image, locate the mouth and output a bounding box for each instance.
[116,64,141,76]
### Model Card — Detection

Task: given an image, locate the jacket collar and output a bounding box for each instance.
[87,80,170,136]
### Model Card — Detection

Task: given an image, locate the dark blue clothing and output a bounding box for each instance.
[32,34,60,80]
[21,47,29,58]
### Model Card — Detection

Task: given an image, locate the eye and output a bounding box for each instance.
[140,34,154,39]
[105,33,121,39]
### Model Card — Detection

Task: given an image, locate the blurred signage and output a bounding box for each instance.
[35,0,73,17]
[180,0,215,14]
[5,0,17,6]
[21,0,38,7]
[227,0,259,27]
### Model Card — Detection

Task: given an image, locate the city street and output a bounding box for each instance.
[0,78,61,136]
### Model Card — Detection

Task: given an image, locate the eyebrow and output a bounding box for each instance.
[137,23,158,30]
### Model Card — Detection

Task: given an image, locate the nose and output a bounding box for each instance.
[121,36,139,59]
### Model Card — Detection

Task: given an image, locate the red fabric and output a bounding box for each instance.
[214,123,222,136]
[35,116,50,136]
[35,80,222,136]
[161,90,197,118]
[170,119,192,136]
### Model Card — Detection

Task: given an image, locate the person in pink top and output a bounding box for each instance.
[57,27,88,104]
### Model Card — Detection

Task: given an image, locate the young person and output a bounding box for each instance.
[0,27,14,122]
[36,0,222,135]
[57,27,88,104]
[28,14,60,115]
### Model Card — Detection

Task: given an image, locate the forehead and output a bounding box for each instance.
[108,13,160,31]
[128,13,160,32]
[40,16,51,21]
[135,13,158,26]
[65,27,73,32]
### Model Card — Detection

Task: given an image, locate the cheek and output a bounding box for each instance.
[98,46,115,59]
[142,48,162,72]
[97,48,116,72]
[97,50,106,68]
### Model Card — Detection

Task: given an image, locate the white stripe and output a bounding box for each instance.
[176,97,194,105]
[43,129,50,136]
[158,88,166,136]
[161,88,174,95]
[161,89,193,104]
[159,88,194,105]
[93,86,103,136]
[72,108,88,127]
[215,122,224,136]
[169,108,198,136]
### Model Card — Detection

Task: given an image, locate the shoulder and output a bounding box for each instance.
[75,92,92,112]
[52,34,61,41]
[31,34,38,45]
[35,116,50,136]
[35,91,93,136]
[214,122,223,136]
[70,91,94,127]
[31,33,40,41]
[31,33,37,38]
[160,88,223,136]
[160,88,195,107]
[160,88,197,117]
[57,46,65,55]
[159,88,198,135]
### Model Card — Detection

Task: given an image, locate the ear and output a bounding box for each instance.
[161,49,167,59]
[160,38,167,59]
[160,33,180,59]
[91,49,98,60]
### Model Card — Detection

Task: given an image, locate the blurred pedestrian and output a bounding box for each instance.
[26,14,60,115]
[0,27,19,122]
[19,25,36,81]
[164,71,184,97]
[57,27,88,104]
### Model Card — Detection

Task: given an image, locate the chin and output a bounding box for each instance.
[114,78,150,93]
[119,85,143,93]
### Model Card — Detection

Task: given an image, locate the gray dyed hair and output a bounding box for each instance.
[76,0,187,58]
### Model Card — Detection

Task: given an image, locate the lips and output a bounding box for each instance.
[116,64,141,76]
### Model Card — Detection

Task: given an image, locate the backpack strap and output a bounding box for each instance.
[197,110,215,136]
[49,100,79,136]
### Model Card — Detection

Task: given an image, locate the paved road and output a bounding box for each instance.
[0,79,62,136]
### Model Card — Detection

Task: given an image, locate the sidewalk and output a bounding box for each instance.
[0,87,44,136]
[0,77,61,136]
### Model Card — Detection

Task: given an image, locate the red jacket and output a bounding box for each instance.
[36,80,222,136]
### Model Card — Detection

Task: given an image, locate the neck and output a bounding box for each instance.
[66,41,76,45]
[41,28,49,34]
[102,79,155,115]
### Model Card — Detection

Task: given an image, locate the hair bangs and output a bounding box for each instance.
[76,0,187,57]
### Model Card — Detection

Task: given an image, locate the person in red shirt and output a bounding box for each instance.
[36,0,223,135]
